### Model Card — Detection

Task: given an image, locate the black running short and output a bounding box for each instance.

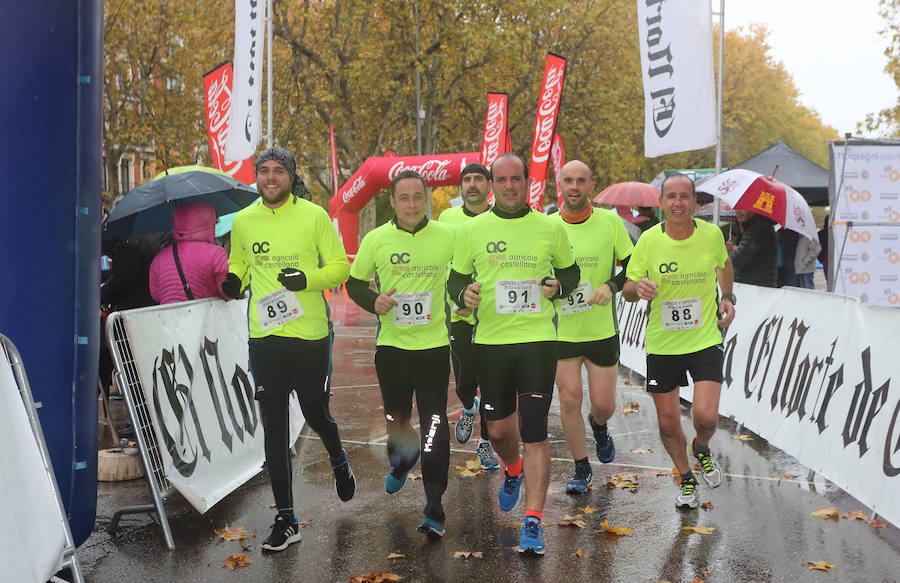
[472,341,556,421]
[557,335,620,367]
[645,345,724,394]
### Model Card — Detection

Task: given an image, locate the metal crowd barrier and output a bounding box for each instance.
[105,312,176,550]
[1,334,85,582]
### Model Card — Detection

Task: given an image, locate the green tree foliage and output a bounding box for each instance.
[863,0,900,135]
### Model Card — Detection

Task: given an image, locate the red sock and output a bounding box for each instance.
[525,509,542,521]
[506,456,523,477]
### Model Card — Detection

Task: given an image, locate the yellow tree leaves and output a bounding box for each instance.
[214,524,252,542]
[223,553,252,569]
[348,571,404,583]
[807,560,838,572]
[811,507,839,519]
[600,520,633,536]
[683,524,716,535]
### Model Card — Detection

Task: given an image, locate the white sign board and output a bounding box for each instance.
[0,348,67,583]
[121,299,304,513]
[617,283,900,526]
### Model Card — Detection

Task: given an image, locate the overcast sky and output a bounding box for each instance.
[721,0,896,137]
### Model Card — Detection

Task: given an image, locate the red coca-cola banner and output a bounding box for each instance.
[551,132,566,207]
[527,53,567,211]
[202,62,256,185]
[480,93,508,168]
[329,152,479,254]
[330,123,340,195]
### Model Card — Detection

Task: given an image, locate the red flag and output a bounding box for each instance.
[527,53,566,211]
[202,62,255,185]
[480,93,508,168]
[551,133,566,207]
[330,123,340,196]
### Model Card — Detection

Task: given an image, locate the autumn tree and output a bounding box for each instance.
[863,0,900,135]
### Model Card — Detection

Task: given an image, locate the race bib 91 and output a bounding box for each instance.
[661,297,701,331]
[256,287,304,330]
[560,280,592,316]
[496,279,541,314]
[392,291,434,326]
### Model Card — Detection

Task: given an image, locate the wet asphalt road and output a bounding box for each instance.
[79,291,900,582]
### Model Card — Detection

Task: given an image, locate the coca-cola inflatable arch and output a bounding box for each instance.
[329,151,480,256]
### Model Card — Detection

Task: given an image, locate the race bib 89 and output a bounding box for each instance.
[256,287,304,330]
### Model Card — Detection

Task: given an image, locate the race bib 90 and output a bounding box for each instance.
[392,291,434,326]
[256,287,304,330]
[496,279,541,314]
[661,297,701,331]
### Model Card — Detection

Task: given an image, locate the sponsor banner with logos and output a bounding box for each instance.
[480,93,508,169]
[637,0,716,158]
[617,283,900,526]
[120,299,304,513]
[551,133,566,207]
[527,53,566,211]
[202,62,256,185]
[0,346,67,582]
[225,0,265,162]
[830,142,900,307]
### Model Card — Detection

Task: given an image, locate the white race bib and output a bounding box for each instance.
[560,280,592,315]
[661,297,702,331]
[256,287,304,331]
[392,291,434,326]
[495,279,541,314]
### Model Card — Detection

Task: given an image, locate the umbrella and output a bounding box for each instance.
[696,169,817,240]
[216,192,260,238]
[105,166,258,238]
[593,182,660,207]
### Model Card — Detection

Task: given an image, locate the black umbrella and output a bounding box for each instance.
[104,167,258,239]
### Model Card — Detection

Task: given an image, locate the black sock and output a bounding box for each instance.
[681,471,697,484]
[574,456,590,467]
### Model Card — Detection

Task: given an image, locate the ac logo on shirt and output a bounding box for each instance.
[390,252,411,264]
[252,241,271,254]
[659,262,679,274]
[486,241,507,253]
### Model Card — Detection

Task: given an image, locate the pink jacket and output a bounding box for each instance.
[150,202,229,304]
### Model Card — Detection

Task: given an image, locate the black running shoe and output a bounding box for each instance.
[332,449,356,501]
[261,514,301,551]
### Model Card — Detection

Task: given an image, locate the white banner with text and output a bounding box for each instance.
[617,283,900,526]
[121,299,303,513]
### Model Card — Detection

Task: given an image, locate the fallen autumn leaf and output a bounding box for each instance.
[683,524,716,535]
[214,524,252,541]
[841,510,869,521]
[600,519,633,536]
[701,502,714,510]
[811,507,839,519]
[807,561,838,572]
[730,434,753,441]
[223,554,252,569]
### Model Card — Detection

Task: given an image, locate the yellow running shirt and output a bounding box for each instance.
[625,219,727,355]
[350,219,455,350]
[553,208,634,342]
[452,209,576,345]
[229,196,350,340]
[438,205,485,325]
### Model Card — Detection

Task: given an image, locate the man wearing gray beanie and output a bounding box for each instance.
[224,146,354,551]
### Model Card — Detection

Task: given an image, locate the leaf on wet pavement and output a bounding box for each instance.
[683,524,716,534]
[465,459,481,471]
[730,434,753,441]
[347,570,404,582]
[453,551,483,559]
[410,474,422,481]
[648,469,672,477]
[600,519,633,536]
[622,401,640,414]
[558,514,587,528]
[807,561,838,572]
[868,519,887,528]
[624,378,633,385]
[632,448,652,454]
[455,465,483,478]
[841,510,869,521]
[268,503,276,509]
[811,507,839,519]
[215,524,252,541]
[577,506,597,514]
[573,549,588,557]
[386,552,405,563]
[223,553,252,569]
[605,474,639,492]
[700,501,714,510]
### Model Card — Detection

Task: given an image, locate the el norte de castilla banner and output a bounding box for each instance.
[618,283,900,527]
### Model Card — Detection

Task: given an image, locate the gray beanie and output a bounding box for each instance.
[255,147,310,200]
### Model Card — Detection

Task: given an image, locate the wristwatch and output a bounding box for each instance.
[722,293,737,305]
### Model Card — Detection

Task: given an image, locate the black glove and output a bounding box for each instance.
[222,272,243,299]
[278,268,307,292]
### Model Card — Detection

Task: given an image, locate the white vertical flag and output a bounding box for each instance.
[637,0,716,158]
[225,0,265,162]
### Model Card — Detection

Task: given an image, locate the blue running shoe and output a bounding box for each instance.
[498,471,523,511]
[589,415,615,463]
[385,467,409,494]
[416,517,445,537]
[518,516,545,555]
[565,462,593,495]
[477,439,501,470]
